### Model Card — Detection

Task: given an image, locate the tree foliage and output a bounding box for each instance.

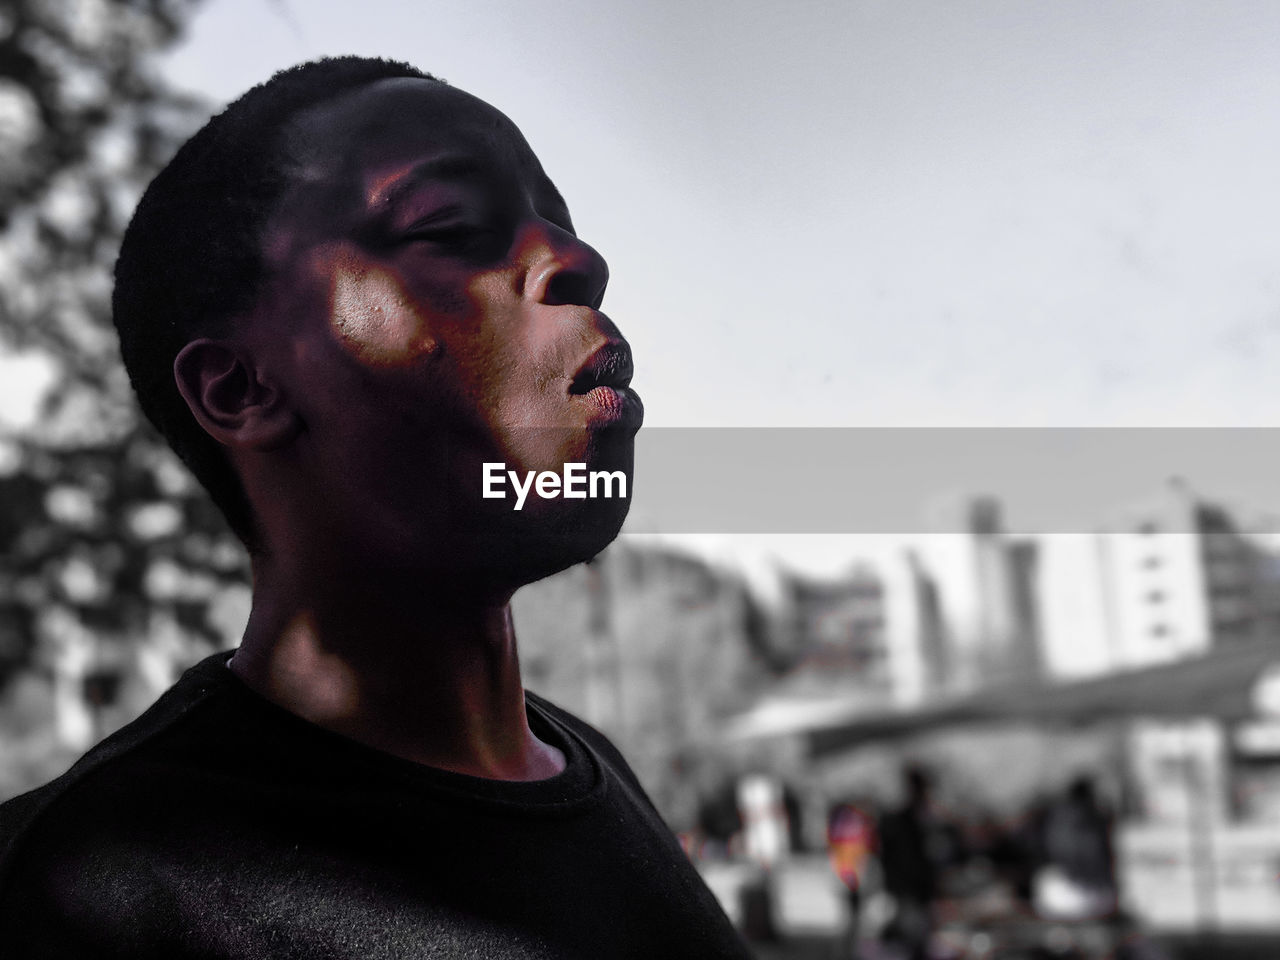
[0,0,248,707]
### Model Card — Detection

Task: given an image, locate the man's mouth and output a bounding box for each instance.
[567,341,642,427]
[568,342,634,396]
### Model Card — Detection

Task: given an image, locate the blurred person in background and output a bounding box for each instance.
[1035,776,1117,921]
[697,775,745,859]
[0,56,751,959]
[828,800,878,960]
[878,766,953,960]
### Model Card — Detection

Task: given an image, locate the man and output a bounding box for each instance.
[0,57,751,958]
[878,767,950,960]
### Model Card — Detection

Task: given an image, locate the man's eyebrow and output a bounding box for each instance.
[370,155,488,210]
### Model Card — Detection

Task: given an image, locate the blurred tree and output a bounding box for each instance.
[0,0,248,755]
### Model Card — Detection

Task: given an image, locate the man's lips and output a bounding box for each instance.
[565,338,642,428]
[568,341,634,395]
[575,382,644,429]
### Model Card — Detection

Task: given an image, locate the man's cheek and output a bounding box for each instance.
[329,263,439,366]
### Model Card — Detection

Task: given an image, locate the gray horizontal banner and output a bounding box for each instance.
[621,428,1280,534]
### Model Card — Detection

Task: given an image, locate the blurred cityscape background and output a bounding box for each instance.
[4,2,1280,958]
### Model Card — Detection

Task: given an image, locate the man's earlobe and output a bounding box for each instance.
[174,339,301,451]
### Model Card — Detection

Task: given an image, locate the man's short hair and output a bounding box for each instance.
[113,56,442,551]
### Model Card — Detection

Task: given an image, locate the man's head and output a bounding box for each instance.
[114,57,641,592]
[904,765,932,809]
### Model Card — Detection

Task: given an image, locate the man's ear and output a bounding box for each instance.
[173,339,301,451]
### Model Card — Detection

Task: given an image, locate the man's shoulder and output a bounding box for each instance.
[0,651,233,889]
[0,772,178,939]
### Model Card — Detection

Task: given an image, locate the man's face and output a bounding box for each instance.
[247,78,641,589]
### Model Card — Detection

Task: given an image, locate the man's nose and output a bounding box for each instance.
[522,222,610,310]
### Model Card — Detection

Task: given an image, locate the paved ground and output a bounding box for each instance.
[744,933,1280,960]
[1158,934,1280,960]
[749,935,843,960]
[701,856,1280,960]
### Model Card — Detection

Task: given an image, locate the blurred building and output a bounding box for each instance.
[912,496,1044,693]
[1098,487,1280,930]
[1040,479,1280,678]
[774,565,892,696]
[513,541,773,826]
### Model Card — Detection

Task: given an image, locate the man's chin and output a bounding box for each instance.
[503,499,630,587]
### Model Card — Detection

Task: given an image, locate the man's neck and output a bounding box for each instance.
[228,563,565,782]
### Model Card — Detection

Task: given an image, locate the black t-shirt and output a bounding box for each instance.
[0,651,751,959]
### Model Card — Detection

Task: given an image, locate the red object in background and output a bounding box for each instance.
[828,803,876,891]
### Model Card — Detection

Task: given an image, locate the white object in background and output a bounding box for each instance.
[1251,663,1280,717]
[737,774,788,868]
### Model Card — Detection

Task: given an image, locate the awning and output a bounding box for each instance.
[731,637,1280,757]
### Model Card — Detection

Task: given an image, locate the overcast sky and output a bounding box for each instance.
[158,0,1280,431]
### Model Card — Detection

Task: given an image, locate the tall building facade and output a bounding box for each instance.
[912,496,1044,693]
[1039,480,1280,677]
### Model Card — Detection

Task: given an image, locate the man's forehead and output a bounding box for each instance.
[282,78,541,196]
